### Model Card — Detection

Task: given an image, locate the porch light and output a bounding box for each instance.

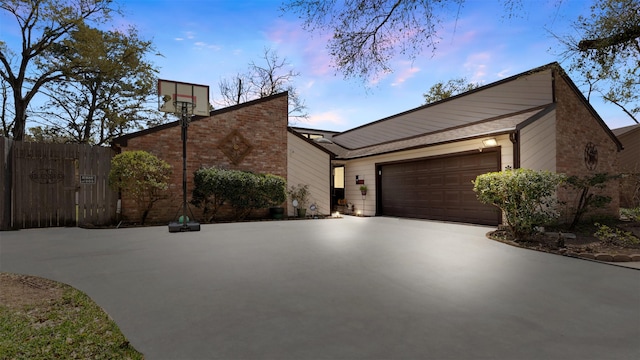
[482,138,498,147]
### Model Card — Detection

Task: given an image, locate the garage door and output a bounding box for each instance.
[378,150,500,225]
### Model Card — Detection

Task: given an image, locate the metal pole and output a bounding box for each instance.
[181,103,188,228]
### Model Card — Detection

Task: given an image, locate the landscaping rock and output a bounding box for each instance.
[578,253,596,260]
[630,254,640,262]
[594,254,614,262]
[612,254,632,262]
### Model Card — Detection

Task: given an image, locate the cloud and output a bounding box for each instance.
[464,52,492,82]
[306,110,348,128]
[193,41,221,51]
[496,67,513,78]
[264,19,334,77]
[391,63,421,86]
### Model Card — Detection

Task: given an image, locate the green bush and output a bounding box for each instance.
[473,168,564,240]
[192,167,227,222]
[563,173,617,230]
[594,223,640,247]
[109,151,171,224]
[192,167,286,221]
[620,207,640,221]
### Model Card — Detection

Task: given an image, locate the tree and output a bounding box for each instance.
[0,76,12,136]
[283,0,535,81]
[108,150,172,225]
[473,168,565,240]
[217,47,308,122]
[0,0,118,140]
[560,0,640,124]
[563,173,617,230]
[33,23,160,145]
[423,77,480,104]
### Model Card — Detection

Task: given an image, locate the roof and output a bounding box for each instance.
[298,62,623,158]
[112,92,288,146]
[612,124,640,137]
[331,105,554,159]
[330,62,559,150]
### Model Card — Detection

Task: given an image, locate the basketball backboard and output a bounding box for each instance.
[158,79,210,116]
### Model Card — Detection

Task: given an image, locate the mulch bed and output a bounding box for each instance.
[487,222,640,262]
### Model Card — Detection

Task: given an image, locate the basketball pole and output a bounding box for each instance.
[168,101,200,232]
[160,79,206,232]
[181,102,188,229]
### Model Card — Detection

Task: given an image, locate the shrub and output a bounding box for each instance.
[619,172,640,208]
[594,223,640,247]
[473,168,564,240]
[191,167,286,221]
[563,173,618,230]
[620,207,640,221]
[109,151,171,224]
[192,167,227,222]
[288,184,310,209]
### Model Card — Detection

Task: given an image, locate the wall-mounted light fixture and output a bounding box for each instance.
[482,138,498,147]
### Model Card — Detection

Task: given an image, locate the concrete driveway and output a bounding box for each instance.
[1,216,639,359]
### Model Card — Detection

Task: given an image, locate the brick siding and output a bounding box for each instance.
[114,93,288,223]
[554,73,620,222]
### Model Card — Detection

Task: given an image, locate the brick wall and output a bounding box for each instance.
[554,72,620,222]
[114,93,289,223]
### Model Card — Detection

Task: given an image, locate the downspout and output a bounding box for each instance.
[510,131,520,169]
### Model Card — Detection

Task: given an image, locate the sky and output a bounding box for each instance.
[1,0,636,132]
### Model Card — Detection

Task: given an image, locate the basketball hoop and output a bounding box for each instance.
[158,79,209,116]
[159,79,210,233]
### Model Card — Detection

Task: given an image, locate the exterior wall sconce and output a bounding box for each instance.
[482,138,498,147]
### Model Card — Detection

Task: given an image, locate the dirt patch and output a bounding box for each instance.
[0,273,64,310]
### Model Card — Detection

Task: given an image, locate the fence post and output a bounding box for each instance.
[0,137,13,230]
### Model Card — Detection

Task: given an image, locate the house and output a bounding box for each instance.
[612,124,640,208]
[295,62,622,225]
[112,62,622,226]
[112,92,332,223]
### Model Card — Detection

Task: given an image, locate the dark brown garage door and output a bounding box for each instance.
[378,150,500,225]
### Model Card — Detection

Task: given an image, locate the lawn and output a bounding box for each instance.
[0,273,143,359]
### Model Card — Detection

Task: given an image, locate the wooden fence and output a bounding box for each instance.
[0,137,117,230]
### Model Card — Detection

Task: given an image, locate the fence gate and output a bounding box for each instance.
[6,140,116,229]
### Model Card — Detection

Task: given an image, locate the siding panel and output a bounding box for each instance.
[520,110,557,171]
[287,133,331,216]
[333,70,553,149]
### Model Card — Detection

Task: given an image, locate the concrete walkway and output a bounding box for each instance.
[1,217,639,359]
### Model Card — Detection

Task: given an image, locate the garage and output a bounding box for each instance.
[377,149,501,225]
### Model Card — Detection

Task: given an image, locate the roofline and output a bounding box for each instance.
[332,62,560,141]
[336,130,516,160]
[287,127,336,158]
[612,123,640,137]
[112,92,288,147]
[515,103,557,130]
[290,126,341,135]
[342,104,553,152]
[334,104,554,160]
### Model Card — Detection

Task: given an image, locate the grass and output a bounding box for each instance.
[0,279,143,359]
